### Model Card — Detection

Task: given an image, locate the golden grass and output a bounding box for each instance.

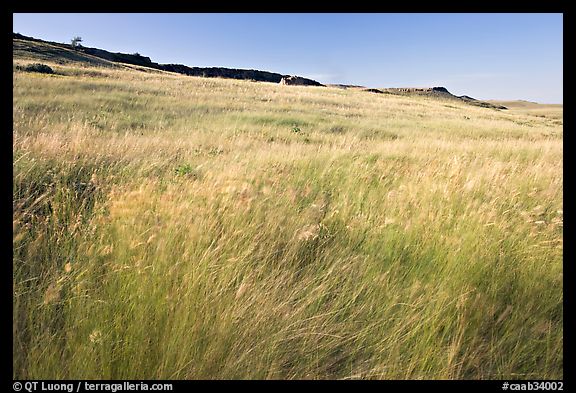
[13,57,562,379]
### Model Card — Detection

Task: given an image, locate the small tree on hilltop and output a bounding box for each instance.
[71,36,83,50]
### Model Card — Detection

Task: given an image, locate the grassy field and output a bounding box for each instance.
[13,55,563,379]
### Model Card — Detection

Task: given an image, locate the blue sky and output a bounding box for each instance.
[13,13,563,103]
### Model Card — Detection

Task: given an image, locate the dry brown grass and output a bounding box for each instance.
[13,56,562,379]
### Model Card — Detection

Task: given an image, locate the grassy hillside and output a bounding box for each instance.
[13,54,563,379]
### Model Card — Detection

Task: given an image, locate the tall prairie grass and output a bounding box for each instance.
[13,59,562,379]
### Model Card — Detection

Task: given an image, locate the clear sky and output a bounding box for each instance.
[13,13,563,103]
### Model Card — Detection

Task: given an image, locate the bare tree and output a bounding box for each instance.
[71,36,83,50]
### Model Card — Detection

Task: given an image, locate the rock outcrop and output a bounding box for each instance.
[279,75,324,86]
[160,64,286,83]
[380,87,450,95]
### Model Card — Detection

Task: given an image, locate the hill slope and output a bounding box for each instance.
[13,40,563,380]
[13,32,323,85]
